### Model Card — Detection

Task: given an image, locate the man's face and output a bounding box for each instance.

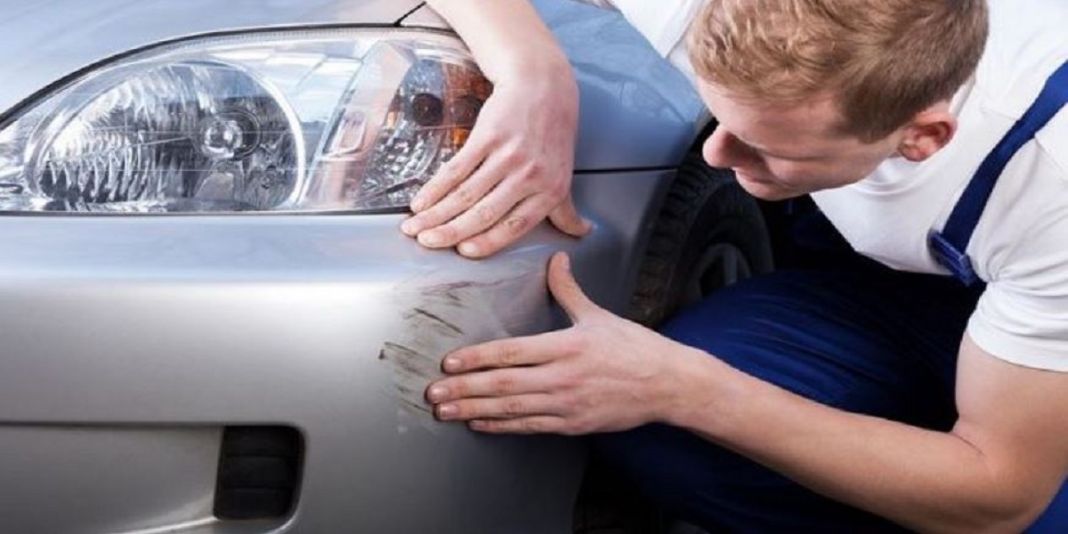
[696,79,902,201]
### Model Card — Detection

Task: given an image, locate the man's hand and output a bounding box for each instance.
[401,75,590,259]
[405,0,591,259]
[424,252,703,433]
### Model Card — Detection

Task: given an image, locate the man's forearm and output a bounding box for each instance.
[425,0,571,83]
[665,350,1041,532]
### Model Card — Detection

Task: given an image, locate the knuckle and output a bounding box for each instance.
[502,399,526,417]
[505,147,529,166]
[504,214,530,236]
[558,392,579,411]
[491,375,516,396]
[549,181,569,201]
[497,345,520,367]
[521,418,546,433]
[455,186,479,207]
[515,162,538,181]
[557,370,582,392]
[526,161,546,179]
[475,203,497,226]
[562,332,587,356]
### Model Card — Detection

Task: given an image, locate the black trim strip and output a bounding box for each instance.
[395,2,428,27]
[574,165,673,175]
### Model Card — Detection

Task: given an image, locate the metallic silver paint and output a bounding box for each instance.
[0,169,674,533]
[0,426,219,533]
[0,0,705,531]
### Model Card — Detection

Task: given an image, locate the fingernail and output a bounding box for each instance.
[458,242,479,257]
[443,357,462,372]
[410,197,426,212]
[401,221,418,236]
[437,404,457,419]
[427,386,448,402]
[419,232,442,247]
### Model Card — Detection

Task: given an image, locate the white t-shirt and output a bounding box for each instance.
[592,0,1068,372]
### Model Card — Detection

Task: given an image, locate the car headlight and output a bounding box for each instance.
[0,29,490,213]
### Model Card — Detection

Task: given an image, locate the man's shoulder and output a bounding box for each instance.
[976,0,1068,116]
[1036,113,1068,183]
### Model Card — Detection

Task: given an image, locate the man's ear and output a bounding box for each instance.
[897,103,957,162]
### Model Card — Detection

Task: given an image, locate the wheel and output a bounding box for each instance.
[575,154,774,534]
[629,151,773,327]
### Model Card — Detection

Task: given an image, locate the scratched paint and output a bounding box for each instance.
[378,264,553,430]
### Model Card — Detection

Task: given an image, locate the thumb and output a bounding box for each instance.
[548,196,592,238]
[547,252,600,323]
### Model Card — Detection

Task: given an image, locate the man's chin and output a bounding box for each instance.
[734,175,799,201]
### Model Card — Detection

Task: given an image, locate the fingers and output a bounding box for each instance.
[434,393,560,422]
[442,332,560,374]
[548,195,592,237]
[426,366,556,404]
[468,417,570,435]
[412,163,535,252]
[452,194,555,258]
[547,252,601,322]
[409,126,492,214]
[402,150,509,245]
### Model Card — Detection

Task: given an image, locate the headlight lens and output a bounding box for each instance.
[0,29,491,213]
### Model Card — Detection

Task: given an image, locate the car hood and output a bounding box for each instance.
[0,0,420,114]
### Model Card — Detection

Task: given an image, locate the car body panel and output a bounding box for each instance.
[0,0,703,531]
[0,169,673,533]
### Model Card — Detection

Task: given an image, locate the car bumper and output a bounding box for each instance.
[0,169,672,533]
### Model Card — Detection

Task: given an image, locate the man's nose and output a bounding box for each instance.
[702,127,754,170]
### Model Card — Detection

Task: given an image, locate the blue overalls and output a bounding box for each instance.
[594,61,1068,532]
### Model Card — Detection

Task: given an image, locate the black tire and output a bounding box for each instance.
[629,152,774,327]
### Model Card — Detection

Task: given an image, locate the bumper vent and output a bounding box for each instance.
[214,426,302,520]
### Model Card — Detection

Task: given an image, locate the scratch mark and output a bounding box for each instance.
[407,307,464,336]
[381,342,435,378]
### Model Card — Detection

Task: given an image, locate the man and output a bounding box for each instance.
[423,0,1068,530]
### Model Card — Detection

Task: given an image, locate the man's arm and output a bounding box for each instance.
[427,254,1068,532]
[674,335,1068,532]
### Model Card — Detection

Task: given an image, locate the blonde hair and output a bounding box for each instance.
[688,0,989,141]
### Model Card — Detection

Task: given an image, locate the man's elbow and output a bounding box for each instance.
[927,492,1049,534]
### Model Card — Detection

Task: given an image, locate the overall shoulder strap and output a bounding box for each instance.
[930,59,1068,286]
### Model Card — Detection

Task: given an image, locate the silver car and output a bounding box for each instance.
[0,0,771,532]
